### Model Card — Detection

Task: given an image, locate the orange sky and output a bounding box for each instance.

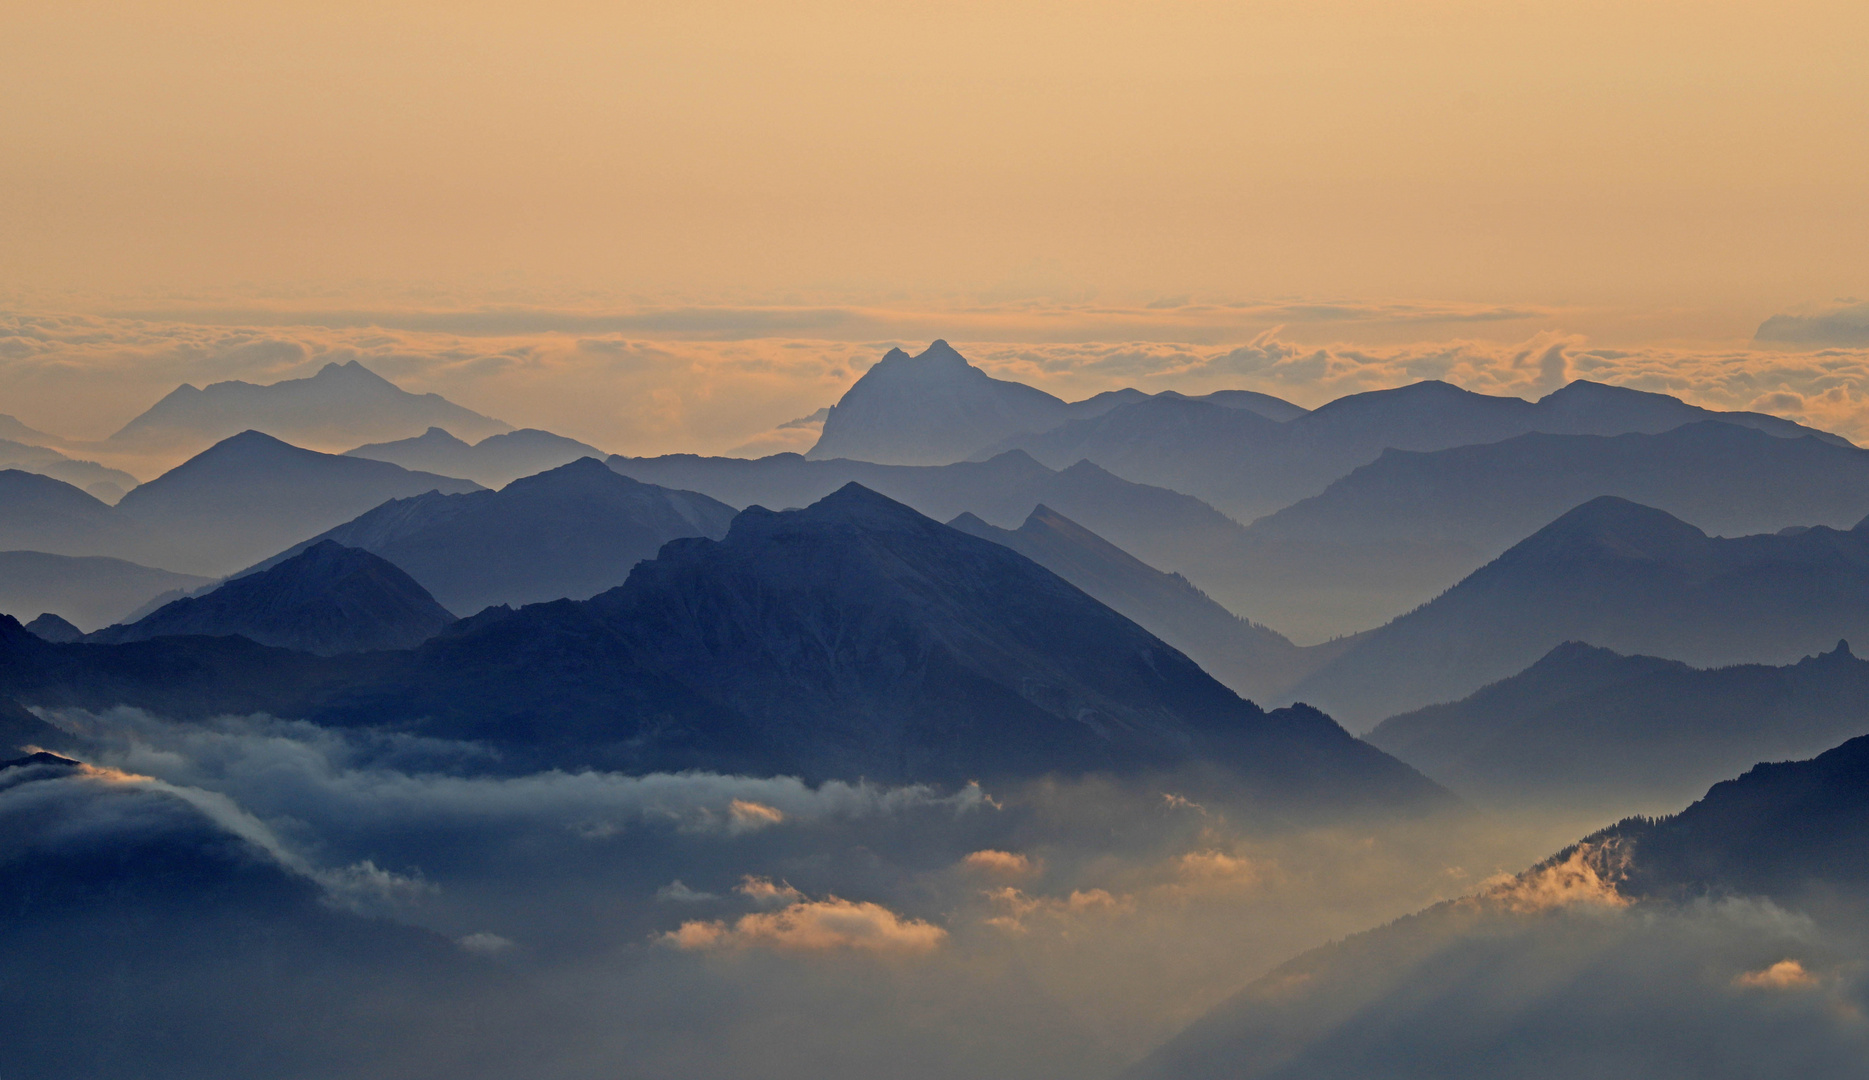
[4,1,1864,314]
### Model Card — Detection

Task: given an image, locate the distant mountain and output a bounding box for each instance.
[1290,496,1869,728]
[0,487,1449,809]
[344,427,606,488]
[991,378,1846,524]
[807,340,1303,465]
[107,359,511,452]
[91,541,455,655]
[947,505,1346,700]
[1130,735,1869,1080]
[22,614,84,643]
[115,431,482,576]
[0,551,211,631]
[1367,641,1869,815]
[809,340,1081,465]
[606,450,1274,623]
[249,457,737,615]
[1229,421,1869,641]
[0,439,139,502]
[0,470,179,568]
[0,414,62,447]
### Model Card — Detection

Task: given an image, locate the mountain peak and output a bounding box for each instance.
[1509,496,1708,563]
[98,539,456,654]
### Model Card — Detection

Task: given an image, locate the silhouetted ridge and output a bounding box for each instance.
[94,540,455,655]
[22,613,83,643]
[245,456,737,614]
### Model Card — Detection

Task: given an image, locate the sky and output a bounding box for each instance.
[4,1,1869,454]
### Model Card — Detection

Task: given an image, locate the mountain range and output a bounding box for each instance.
[986,373,1846,523]
[0,470,176,567]
[606,449,1279,623]
[1129,733,1869,1080]
[114,430,483,575]
[90,541,457,655]
[1289,496,1869,728]
[947,505,1345,700]
[106,359,511,453]
[0,485,1448,808]
[1229,420,1869,639]
[345,426,607,488]
[0,551,211,632]
[248,458,738,615]
[1366,640,1869,815]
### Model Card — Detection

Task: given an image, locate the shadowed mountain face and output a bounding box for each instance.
[947,505,1347,701]
[108,359,512,452]
[92,541,456,655]
[114,431,483,576]
[0,486,1447,809]
[1290,497,1869,729]
[0,438,138,502]
[1231,421,1869,640]
[1367,641,1869,816]
[251,458,737,615]
[0,550,212,631]
[0,755,509,1080]
[1129,736,1869,1080]
[345,427,607,488]
[606,450,1276,625]
[0,696,63,755]
[981,378,1844,524]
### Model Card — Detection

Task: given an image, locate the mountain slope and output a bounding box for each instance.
[1129,735,1869,1080]
[1290,497,1869,728]
[1231,421,1869,638]
[994,378,1845,524]
[0,488,1449,809]
[606,450,1274,624]
[0,552,211,632]
[114,430,483,575]
[92,540,456,655]
[249,457,737,615]
[108,359,511,452]
[344,426,606,488]
[0,470,177,567]
[1367,641,1869,815]
[947,505,1342,700]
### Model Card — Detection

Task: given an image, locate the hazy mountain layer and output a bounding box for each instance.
[345,426,606,488]
[0,486,1447,808]
[0,550,212,631]
[1232,421,1869,639]
[108,359,511,452]
[1367,641,1869,816]
[948,505,1349,701]
[1291,497,1869,728]
[92,541,457,655]
[0,438,138,501]
[252,458,737,615]
[115,430,483,576]
[985,378,1843,524]
[606,449,1282,626]
[0,470,183,569]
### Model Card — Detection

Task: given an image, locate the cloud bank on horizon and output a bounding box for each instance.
[8,304,1869,461]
